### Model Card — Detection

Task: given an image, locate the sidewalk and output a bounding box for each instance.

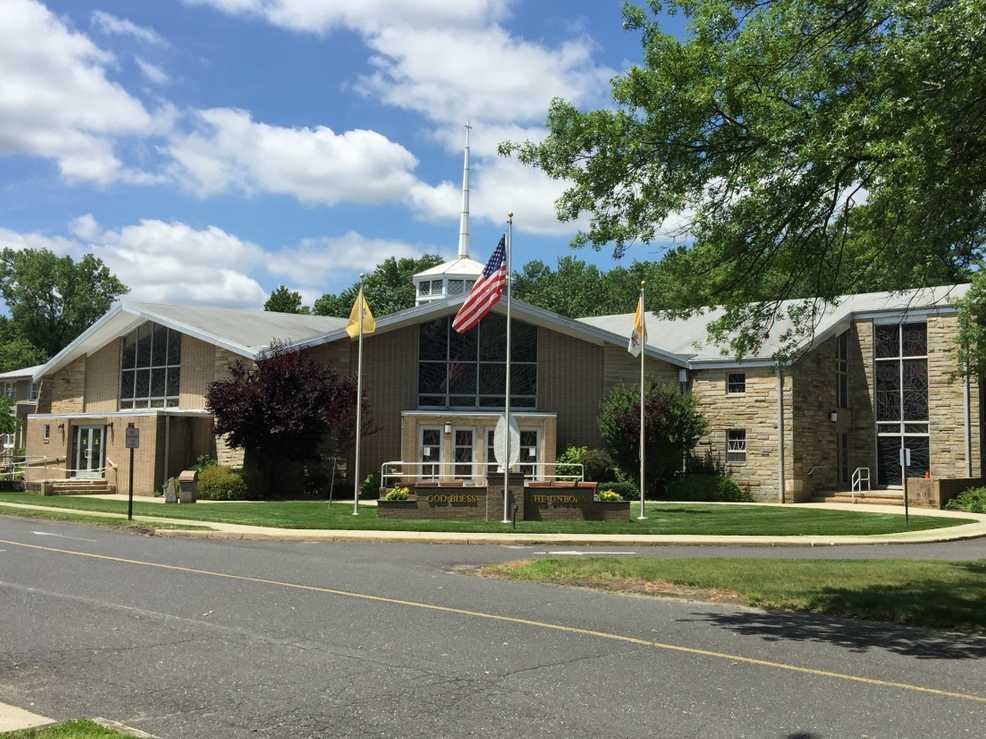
[1,499,984,546]
[0,701,53,732]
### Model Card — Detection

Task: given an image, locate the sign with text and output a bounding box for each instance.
[125,425,140,449]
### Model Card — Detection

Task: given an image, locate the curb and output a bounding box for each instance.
[150,525,986,547]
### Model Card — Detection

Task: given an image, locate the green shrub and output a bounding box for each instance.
[598,480,639,501]
[197,465,249,500]
[194,454,218,472]
[666,473,751,502]
[597,490,622,502]
[361,471,381,500]
[945,487,986,513]
[556,446,615,482]
[384,486,412,501]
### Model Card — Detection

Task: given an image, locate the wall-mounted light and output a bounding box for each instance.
[829,411,838,423]
[443,423,452,434]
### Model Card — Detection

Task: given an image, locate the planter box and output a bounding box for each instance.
[378,489,488,519]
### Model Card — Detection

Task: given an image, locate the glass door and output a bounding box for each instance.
[73,425,104,479]
[453,428,474,481]
[419,427,442,480]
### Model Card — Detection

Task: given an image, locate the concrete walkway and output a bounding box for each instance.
[0,701,54,732]
[1,498,984,546]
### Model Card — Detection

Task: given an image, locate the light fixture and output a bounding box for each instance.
[443,423,452,434]
[829,411,838,423]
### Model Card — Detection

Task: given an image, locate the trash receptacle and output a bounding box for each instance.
[178,470,197,504]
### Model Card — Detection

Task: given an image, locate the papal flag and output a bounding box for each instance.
[346,287,376,339]
[628,295,646,357]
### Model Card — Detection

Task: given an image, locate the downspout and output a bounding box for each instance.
[963,372,972,478]
[164,413,171,489]
[776,364,786,503]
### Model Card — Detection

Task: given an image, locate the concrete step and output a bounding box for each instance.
[45,480,112,496]
[812,490,905,506]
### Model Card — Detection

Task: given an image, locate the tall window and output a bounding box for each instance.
[727,373,746,394]
[874,321,929,485]
[726,429,747,463]
[120,322,181,409]
[836,331,849,408]
[418,314,537,408]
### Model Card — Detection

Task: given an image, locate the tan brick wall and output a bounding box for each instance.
[927,314,982,478]
[539,328,605,450]
[84,340,120,412]
[104,416,161,495]
[602,346,680,396]
[692,366,790,501]
[48,357,86,414]
[179,335,216,410]
[24,417,69,481]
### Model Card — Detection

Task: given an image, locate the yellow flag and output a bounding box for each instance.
[628,295,646,357]
[346,287,376,339]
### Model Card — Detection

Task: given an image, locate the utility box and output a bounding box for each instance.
[178,470,198,504]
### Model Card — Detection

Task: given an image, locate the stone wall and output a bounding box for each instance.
[691,366,791,501]
[47,357,86,414]
[213,348,247,468]
[927,314,982,478]
[790,332,843,496]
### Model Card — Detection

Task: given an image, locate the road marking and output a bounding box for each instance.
[31,531,98,543]
[1,536,984,706]
[542,551,637,556]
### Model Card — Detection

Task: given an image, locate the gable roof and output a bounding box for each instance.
[32,302,347,381]
[0,364,44,381]
[286,295,690,367]
[579,284,969,367]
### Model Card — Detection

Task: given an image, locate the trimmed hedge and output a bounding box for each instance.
[945,487,986,513]
[197,465,249,500]
[665,473,751,502]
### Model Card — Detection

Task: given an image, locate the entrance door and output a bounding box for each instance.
[453,428,475,481]
[73,425,104,479]
[419,427,442,480]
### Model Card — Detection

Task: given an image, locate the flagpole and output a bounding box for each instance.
[353,274,365,516]
[638,281,647,520]
[502,213,513,524]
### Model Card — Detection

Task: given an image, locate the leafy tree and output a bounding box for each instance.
[599,383,707,497]
[0,317,47,372]
[0,248,127,359]
[504,0,985,357]
[206,343,368,494]
[0,395,17,437]
[313,255,444,318]
[264,285,309,314]
[513,256,675,317]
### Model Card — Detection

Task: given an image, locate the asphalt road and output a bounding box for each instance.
[0,516,984,738]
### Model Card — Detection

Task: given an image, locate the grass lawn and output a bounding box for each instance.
[0,503,211,532]
[0,719,129,738]
[484,557,986,633]
[0,493,972,535]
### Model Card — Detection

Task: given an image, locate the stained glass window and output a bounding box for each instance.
[120,322,181,409]
[418,315,537,408]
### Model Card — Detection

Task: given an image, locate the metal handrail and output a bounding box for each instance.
[850,467,871,501]
[380,460,584,489]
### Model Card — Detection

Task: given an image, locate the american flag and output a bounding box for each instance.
[452,236,507,334]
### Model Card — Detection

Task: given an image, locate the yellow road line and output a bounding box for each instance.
[2,537,985,706]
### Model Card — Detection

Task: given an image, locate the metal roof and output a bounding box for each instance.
[0,364,44,381]
[579,284,969,366]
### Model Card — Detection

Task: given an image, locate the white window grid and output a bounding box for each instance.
[726,429,747,463]
[119,323,181,410]
[726,373,746,394]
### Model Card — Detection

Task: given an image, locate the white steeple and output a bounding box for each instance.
[457,122,471,258]
[411,122,484,305]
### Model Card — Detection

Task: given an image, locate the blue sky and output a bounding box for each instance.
[1,0,686,308]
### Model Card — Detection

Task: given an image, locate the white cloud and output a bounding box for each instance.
[184,0,508,34]
[265,230,449,286]
[0,0,160,183]
[2,216,450,308]
[136,58,170,86]
[91,10,167,47]
[166,108,423,204]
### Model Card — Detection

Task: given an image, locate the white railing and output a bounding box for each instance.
[850,467,871,501]
[0,455,105,481]
[380,461,583,490]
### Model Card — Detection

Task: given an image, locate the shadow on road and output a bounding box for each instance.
[686,608,986,660]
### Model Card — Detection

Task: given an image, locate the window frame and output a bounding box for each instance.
[417,315,537,409]
[836,331,849,409]
[726,373,746,394]
[118,323,182,410]
[726,429,747,464]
